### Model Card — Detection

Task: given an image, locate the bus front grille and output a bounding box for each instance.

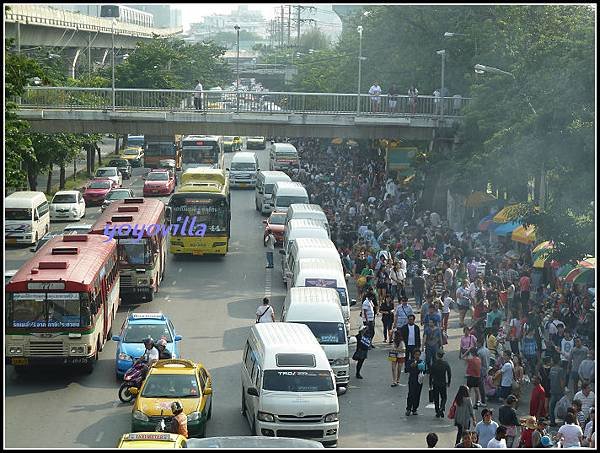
[120,275,133,288]
[29,341,64,356]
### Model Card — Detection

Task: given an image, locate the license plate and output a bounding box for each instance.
[11,357,28,365]
[192,250,204,256]
[7,238,17,244]
[70,358,88,364]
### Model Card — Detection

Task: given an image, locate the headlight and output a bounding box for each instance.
[70,345,86,354]
[187,411,200,422]
[257,411,275,422]
[333,357,349,366]
[138,279,148,285]
[133,410,149,422]
[8,346,23,355]
[324,412,339,422]
[118,352,132,361]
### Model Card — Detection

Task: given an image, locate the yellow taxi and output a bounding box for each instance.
[130,359,212,438]
[121,146,144,167]
[223,136,242,152]
[117,432,187,448]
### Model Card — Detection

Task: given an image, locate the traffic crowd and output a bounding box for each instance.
[286,137,596,448]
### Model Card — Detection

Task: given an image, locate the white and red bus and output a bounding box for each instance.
[90,198,167,302]
[5,234,120,373]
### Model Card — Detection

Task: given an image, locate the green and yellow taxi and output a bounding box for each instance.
[117,432,187,448]
[130,359,212,438]
[122,146,145,167]
[223,136,242,153]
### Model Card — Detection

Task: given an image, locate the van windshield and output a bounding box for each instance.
[276,196,308,208]
[231,162,256,171]
[5,208,33,221]
[291,322,346,345]
[262,369,334,392]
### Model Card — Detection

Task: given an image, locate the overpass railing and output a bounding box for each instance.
[17,87,471,117]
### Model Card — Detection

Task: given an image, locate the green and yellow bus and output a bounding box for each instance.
[181,135,224,171]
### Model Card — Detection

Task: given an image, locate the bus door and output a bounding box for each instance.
[99,268,109,341]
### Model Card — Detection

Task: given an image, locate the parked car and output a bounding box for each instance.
[246,136,266,150]
[263,211,286,245]
[63,223,93,235]
[108,158,132,179]
[83,179,113,205]
[94,167,122,188]
[143,169,175,196]
[50,190,86,221]
[101,188,135,212]
[122,147,144,167]
[30,231,62,252]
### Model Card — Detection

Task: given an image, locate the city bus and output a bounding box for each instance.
[144,135,182,170]
[167,169,231,256]
[181,135,224,171]
[5,234,120,374]
[89,198,167,302]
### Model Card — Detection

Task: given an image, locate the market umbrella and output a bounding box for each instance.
[556,263,575,278]
[465,191,497,208]
[346,139,358,146]
[512,224,536,244]
[493,204,523,223]
[565,266,595,284]
[331,137,343,145]
[477,214,495,232]
[493,220,521,237]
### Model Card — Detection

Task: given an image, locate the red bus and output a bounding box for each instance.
[5,234,120,373]
[89,198,167,302]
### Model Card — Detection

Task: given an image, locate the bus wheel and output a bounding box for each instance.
[85,344,99,374]
[241,388,246,416]
[35,232,39,243]
[146,290,154,302]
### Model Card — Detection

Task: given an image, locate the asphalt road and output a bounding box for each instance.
[4,144,534,448]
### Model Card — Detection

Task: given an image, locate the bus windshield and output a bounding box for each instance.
[117,238,152,266]
[262,369,334,392]
[182,143,219,166]
[170,197,228,235]
[291,322,346,345]
[5,208,32,221]
[146,143,174,157]
[8,292,84,328]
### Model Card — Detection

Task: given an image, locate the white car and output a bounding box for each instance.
[95,167,122,188]
[63,223,93,235]
[50,190,86,221]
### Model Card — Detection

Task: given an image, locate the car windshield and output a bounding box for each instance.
[291,322,346,345]
[269,213,287,225]
[96,169,116,177]
[5,208,32,220]
[231,162,256,171]
[141,374,200,398]
[147,172,169,181]
[106,191,132,200]
[109,160,128,167]
[124,149,139,156]
[89,181,112,189]
[262,369,334,392]
[276,196,308,208]
[123,323,173,343]
[52,194,77,204]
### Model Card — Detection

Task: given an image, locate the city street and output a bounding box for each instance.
[5,146,534,448]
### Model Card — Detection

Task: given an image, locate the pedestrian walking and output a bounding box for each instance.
[569,337,589,393]
[465,348,483,408]
[412,269,426,308]
[393,295,414,331]
[426,432,438,448]
[456,279,472,327]
[573,381,595,419]
[389,329,405,386]
[361,289,376,341]
[405,349,426,416]
[379,294,394,343]
[498,394,520,447]
[193,79,203,110]
[429,350,451,418]
[529,375,548,418]
[441,290,452,333]
[256,297,275,323]
[400,314,421,369]
[548,355,566,426]
[453,385,476,445]
[459,326,477,360]
[494,350,514,401]
[264,228,275,268]
[455,431,482,448]
[486,425,508,448]
[352,326,371,379]
[554,412,584,448]
[423,318,442,372]
[433,89,441,114]
[408,84,418,114]
[368,81,382,112]
[476,408,499,449]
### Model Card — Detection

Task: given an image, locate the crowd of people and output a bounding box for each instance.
[284,137,596,448]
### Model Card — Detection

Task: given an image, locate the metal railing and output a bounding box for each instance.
[17,87,471,118]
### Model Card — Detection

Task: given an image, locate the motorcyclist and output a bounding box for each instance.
[156,338,172,360]
[139,337,159,367]
[169,401,188,438]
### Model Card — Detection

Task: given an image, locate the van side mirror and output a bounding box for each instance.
[111,335,121,342]
[336,386,347,396]
[350,298,357,306]
[203,387,212,396]
[225,168,230,171]
[262,220,267,224]
[247,387,259,397]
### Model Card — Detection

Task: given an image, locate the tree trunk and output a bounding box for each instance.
[97,144,102,166]
[27,166,37,191]
[59,163,66,190]
[46,168,53,194]
[115,134,121,155]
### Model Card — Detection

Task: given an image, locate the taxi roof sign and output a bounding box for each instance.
[125,433,173,441]
[129,312,165,320]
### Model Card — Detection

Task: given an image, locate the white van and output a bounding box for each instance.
[5,191,50,244]
[282,237,339,285]
[285,204,330,236]
[269,143,299,171]
[228,151,259,188]
[292,258,354,329]
[255,171,291,214]
[241,322,340,446]
[282,287,350,386]
[271,181,309,213]
[283,218,330,259]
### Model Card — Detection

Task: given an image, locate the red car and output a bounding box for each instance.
[143,169,175,196]
[83,178,114,205]
[263,211,287,245]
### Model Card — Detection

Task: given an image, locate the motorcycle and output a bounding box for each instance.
[118,360,148,403]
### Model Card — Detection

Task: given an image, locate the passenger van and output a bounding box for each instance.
[241,322,340,446]
[5,191,50,244]
[271,181,309,213]
[282,237,339,285]
[282,287,350,386]
[292,258,354,329]
[269,143,299,171]
[228,151,259,188]
[283,218,330,259]
[285,204,330,236]
[255,171,291,214]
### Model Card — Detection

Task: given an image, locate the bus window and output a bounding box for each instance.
[118,239,151,265]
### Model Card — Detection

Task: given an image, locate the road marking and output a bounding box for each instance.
[171,280,177,286]
[96,432,104,442]
[243,273,247,280]
[178,267,182,273]
[264,267,272,298]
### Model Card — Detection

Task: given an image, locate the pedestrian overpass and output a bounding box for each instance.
[14,87,470,140]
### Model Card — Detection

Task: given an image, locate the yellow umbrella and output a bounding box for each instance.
[465,191,497,208]
[533,240,553,253]
[512,224,536,244]
[346,139,358,146]
[331,137,343,145]
[402,174,415,185]
[493,204,523,223]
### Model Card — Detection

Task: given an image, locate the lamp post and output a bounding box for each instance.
[444,31,477,55]
[111,19,116,111]
[436,49,446,121]
[356,25,363,114]
[234,25,240,113]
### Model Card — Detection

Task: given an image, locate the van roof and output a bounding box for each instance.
[296,258,345,277]
[258,171,291,181]
[274,181,305,190]
[272,143,297,151]
[287,287,341,309]
[231,152,257,162]
[287,218,328,230]
[5,191,47,207]
[287,204,325,215]
[293,237,337,250]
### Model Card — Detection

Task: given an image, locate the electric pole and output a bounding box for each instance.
[292,6,316,47]
[287,5,291,47]
[280,5,284,47]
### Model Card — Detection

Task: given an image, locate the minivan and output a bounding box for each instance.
[292,258,355,329]
[282,287,350,387]
[283,218,330,259]
[5,191,50,244]
[271,181,309,213]
[255,171,292,214]
[228,151,259,188]
[282,237,339,285]
[269,143,299,171]
[94,167,122,188]
[285,204,330,236]
[241,322,340,446]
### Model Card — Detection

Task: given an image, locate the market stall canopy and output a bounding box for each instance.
[494,220,521,236]
[493,204,524,223]
[512,224,536,244]
[557,263,575,278]
[331,137,343,145]
[465,191,497,208]
[564,257,595,284]
[478,214,496,232]
[346,139,358,146]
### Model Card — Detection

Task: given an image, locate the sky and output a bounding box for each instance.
[174,4,282,32]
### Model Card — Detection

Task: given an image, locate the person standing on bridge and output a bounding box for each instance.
[369,81,382,113]
[193,79,203,110]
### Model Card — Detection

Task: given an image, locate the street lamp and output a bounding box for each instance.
[111,18,116,111]
[234,25,240,112]
[445,31,478,56]
[473,64,536,114]
[436,49,446,121]
[356,25,363,114]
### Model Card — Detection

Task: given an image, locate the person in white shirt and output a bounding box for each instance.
[256,297,275,323]
[141,338,160,366]
[193,79,203,110]
[555,413,584,448]
[441,290,453,333]
[487,425,508,448]
[362,291,376,340]
[573,382,595,417]
[368,81,382,112]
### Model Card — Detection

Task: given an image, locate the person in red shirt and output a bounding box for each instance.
[465,348,483,408]
[518,415,537,448]
[519,272,531,314]
[529,375,548,418]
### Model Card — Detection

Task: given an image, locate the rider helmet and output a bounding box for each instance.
[143,337,154,349]
[171,401,183,415]
[156,338,168,349]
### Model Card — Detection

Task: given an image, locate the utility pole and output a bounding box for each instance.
[280,5,284,47]
[297,5,301,45]
[287,5,291,47]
